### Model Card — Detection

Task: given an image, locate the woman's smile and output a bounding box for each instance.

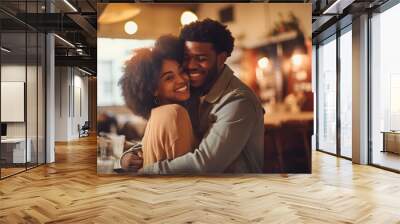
[175,84,188,93]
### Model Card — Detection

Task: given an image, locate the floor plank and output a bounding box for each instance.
[0,135,399,223]
[372,151,400,171]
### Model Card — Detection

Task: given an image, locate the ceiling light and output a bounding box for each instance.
[257,57,269,69]
[78,67,92,76]
[124,21,138,35]
[322,0,354,15]
[54,34,75,48]
[63,0,78,12]
[180,11,198,26]
[1,47,11,53]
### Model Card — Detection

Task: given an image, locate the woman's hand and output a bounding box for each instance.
[120,150,143,172]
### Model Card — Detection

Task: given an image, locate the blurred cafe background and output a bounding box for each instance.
[97,3,312,173]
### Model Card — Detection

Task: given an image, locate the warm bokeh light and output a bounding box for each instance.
[180,11,198,25]
[257,57,269,69]
[124,21,138,35]
[291,54,304,67]
[256,67,264,82]
[295,71,308,81]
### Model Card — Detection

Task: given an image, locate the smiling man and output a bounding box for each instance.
[138,18,265,174]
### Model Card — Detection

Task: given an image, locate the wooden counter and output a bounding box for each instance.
[264,112,313,126]
[263,112,313,173]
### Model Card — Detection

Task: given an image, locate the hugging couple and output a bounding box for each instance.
[119,18,264,174]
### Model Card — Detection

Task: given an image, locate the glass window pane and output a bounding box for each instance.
[27,31,38,169]
[38,32,45,165]
[339,29,352,158]
[1,30,28,177]
[312,45,317,151]
[371,4,400,171]
[1,0,46,179]
[317,36,337,154]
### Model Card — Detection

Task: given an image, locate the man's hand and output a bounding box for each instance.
[120,150,143,172]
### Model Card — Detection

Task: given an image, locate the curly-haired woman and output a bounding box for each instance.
[119,35,195,169]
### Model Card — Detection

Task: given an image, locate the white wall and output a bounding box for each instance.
[55,66,69,141]
[1,65,25,140]
[72,73,89,138]
[1,65,36,138]
[1,65,26,145]
[54,67,89,141]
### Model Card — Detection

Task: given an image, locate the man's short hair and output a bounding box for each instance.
[179,18,234,57]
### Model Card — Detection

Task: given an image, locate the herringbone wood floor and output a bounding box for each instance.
[1,136,400,223]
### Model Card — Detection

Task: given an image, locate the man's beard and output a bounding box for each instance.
[191,63,219,96]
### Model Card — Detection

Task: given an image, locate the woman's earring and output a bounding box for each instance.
[154,97,160,105]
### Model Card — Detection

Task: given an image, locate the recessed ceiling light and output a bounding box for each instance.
[1,47,11,53]
[54,34,75,48]
[78,67,92,76]
[63,0,78,12]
